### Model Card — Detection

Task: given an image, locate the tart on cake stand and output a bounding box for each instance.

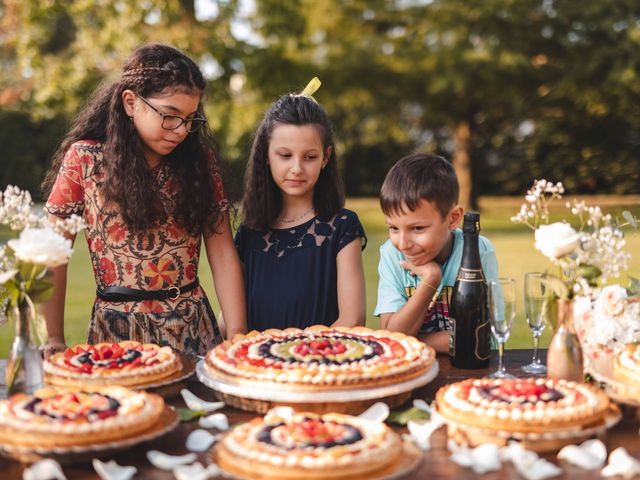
[198,325,438,414]
[0,387,178,464]
[436,377,621,452]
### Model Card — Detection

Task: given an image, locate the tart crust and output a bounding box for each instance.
[613,343,640,386]
[436,378,610,434]
[204,325,435,391]
[215,411,402,480]
[45,341,181,388]
[0,386,165,448]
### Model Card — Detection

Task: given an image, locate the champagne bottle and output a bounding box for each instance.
[449,212,491,368]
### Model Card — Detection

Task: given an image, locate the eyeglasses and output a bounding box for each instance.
[137,94,206,133]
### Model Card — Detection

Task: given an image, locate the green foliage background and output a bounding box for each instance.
[1,0,639,203]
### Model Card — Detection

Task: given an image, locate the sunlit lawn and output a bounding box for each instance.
[1,197,639,358]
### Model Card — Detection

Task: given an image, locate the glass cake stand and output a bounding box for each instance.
[196,360,439,414]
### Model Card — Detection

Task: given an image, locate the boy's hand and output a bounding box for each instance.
[399,260,442,289]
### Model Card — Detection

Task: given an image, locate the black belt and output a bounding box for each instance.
[96,279,199,302]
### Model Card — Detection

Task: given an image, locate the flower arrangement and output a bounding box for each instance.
[0,185,84,393]
[573,282,640,359]
[511,179,638,330]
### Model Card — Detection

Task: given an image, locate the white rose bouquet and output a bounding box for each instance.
[511,179,638,329]
[573,282,640,359]
[0,185,84,393]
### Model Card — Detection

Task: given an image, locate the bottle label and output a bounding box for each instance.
[449,317,456,357]
[457,268,484,282]
[474,320,491,360]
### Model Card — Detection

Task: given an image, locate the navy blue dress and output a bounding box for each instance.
[234,208,367,332]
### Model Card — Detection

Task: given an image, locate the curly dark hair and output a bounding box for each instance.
[42,43,225,235]
[241,93,344,231]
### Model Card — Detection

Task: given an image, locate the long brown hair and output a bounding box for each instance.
[242,94,344,231]
[43,43,225,235]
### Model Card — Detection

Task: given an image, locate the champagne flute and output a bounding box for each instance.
[522,272,547,374]
[488,278,516,379]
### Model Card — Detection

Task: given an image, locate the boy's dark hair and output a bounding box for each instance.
[380,153,459,218]
[241,93,344,231]
[43,43,226,236]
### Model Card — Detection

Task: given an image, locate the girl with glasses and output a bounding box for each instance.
[41,43,246,357]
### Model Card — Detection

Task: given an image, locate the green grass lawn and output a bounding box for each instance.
[1,197,639,357]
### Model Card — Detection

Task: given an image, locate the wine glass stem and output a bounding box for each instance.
[498,342,505,373]
[532,334,540,364]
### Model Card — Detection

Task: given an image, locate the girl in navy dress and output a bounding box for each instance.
[235,79,367,332]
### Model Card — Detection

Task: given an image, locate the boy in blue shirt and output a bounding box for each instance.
[374,153,499,353]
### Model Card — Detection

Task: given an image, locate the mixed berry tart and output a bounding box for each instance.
[205,325,435,391]
[214,409,403,479]
[0,386,164,448]
[613,343,640,387]
[45,341,181,388]
[436,377,610,434]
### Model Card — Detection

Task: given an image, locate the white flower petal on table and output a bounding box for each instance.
[407,413,446,451]
[513,456,563,480]
[146,450,197,470]
[180,389,225,412]
[265,406,294,424]
[557,439,607,470]
[601,447,640,478]
[186,429,219,452]
[501,441,540,465]
[412,398,433,415]
[501,442,562,480]
[358,402,389,423]
[449,442,502,474]
[198,413,229,431]
[22,459,67,480]
[92,459,137,480]
[173,462,221,480]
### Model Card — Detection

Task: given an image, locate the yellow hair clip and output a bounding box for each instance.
[296,77,321,102]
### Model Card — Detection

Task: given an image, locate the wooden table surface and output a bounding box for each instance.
[1,349,639,479]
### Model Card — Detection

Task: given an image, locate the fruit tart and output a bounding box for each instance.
[0,386,164,448]
[214,409,403,480]
[436,377,610,434]
[45,341,181,388]
[204,325,435,392]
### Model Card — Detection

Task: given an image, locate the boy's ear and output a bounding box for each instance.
[121,89,137,117]
[448,205,464,230]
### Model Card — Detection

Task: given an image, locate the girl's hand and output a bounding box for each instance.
[41,338,67,359]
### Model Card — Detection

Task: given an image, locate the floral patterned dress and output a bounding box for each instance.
[45,140,224,356]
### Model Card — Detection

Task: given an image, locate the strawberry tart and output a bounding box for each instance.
[204,325,435,391]
[214,409,403,479]
[436,377,610,434]
[0,386,164,448]
[45,341,181,388]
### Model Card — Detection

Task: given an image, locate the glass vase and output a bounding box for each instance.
[6,300,43,396]
[546,298,584,382]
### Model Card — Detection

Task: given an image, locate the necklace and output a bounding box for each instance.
[278,206,314,224]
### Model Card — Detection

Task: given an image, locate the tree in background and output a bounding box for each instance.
[0,0,638,202]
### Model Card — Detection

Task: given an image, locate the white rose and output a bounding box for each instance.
[8,227,73,268]
[534,222,581,259]
[595,284,627,318]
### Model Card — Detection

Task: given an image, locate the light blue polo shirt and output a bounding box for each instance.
[374,228,499,334]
